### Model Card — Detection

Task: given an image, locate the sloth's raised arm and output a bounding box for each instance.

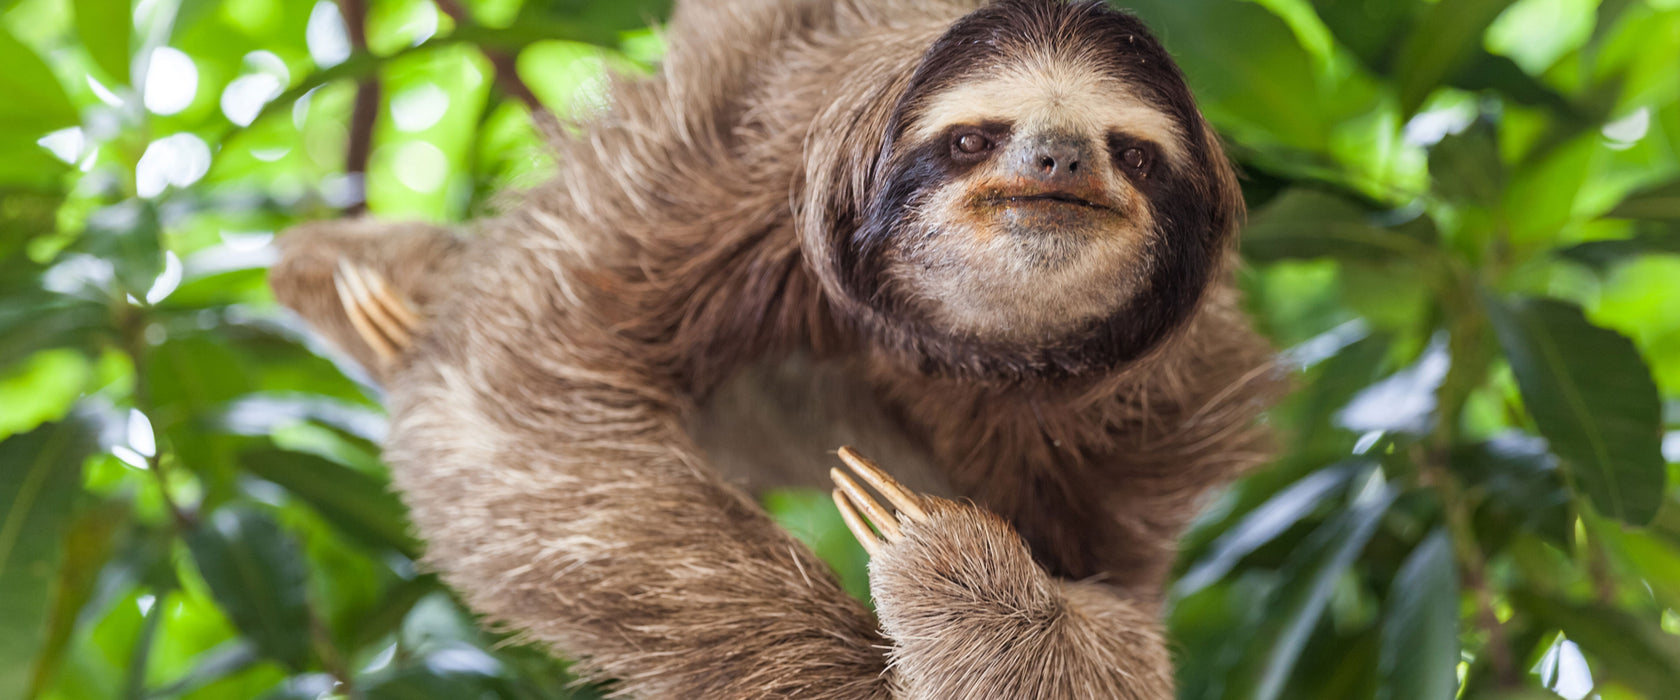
[272,222,892,698]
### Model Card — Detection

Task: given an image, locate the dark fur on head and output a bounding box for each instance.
[812,0,1245,381]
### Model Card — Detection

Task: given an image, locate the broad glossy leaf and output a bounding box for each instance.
[1311,0,1420,72]
[1597,525,1680,611]
[72,0,131,84]
[1242,189,1432,263]
[241,448,418,557]
[1482,295,1665,525]
[142,640,261,699]
[0,417,97,694]
[1175,467,1354,597]
[365,660,496,700]
[185,507,312,669]
[24,498,128,698]
[1123,0,1345,151]
[0,189,64,263]
[0,291,110,371]
[0,27,77,136]
[1430,121,1505,208]
[1451,437,1572,552]
[1451,52,1574,114]
[1379,531,1459,700]
[1394,0,1519,117]
[1512,589,1680,697]
[1225,478,1396,700]
[1604,180,1680,221]
[1558,227,1680,271]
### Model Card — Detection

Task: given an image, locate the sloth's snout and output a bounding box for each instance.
[1016,136,1094,189]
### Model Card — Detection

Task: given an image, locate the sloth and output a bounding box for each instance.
[270,0,1282,697]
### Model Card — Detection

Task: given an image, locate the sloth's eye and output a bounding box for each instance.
[1119,147,1150,176]
[953,132,994,156]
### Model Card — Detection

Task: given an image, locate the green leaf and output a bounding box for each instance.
[1482,295,1665,525]
[240,448,419,557]
[1394,0,1520,117]
[1452,438,1572,552]
[1450,51,1574,115]
[72,0,131,84]
[1242,189,1433,263]
[0,417,97,695]
[1596,525,1680,612]
[1123,0,1349,151]
[82,200,163,300]
[1557,227,1680,271]
[1310,0,1419,72]
[1226,476,1396,700]
[365,659,497,700]
[1175,466,1355,597]
[0,26,78,136]
[141,640,261,699]
[1430,120,1506,208]
[0,188,65,263]
[1378,530,1459,700]
[1604,180,1680,221]
[185,507,313,670]
[1512,589,1680,697]
[0,291,110,371]
[25,498,129,698]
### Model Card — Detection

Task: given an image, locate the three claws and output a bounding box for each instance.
[830,446,928,556]
[332,261,422,364]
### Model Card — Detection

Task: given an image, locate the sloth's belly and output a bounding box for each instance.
[692,354,954,498]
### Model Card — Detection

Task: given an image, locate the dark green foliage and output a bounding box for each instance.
[0,0,1677,698]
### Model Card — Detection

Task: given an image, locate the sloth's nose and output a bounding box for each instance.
[1019,137,1092,188]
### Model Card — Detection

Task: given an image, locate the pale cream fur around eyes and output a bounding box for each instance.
[906,55,1187,168]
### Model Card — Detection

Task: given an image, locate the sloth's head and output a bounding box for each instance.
[812,0,1243,379]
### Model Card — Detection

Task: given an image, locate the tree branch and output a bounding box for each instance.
[339,0,379,215]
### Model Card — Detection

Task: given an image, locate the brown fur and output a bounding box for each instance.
[269,0,1283,697]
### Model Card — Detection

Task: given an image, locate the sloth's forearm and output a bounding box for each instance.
[381,362,892,698]
[866,503,1176,700]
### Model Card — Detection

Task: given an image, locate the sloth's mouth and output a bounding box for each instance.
[1001,192,1111,211]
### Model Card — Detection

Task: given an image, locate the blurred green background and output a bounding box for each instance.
[2,0,1679,698]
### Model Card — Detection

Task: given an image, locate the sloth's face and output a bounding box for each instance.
[883,58,1188,343]
[833,0,1241,375]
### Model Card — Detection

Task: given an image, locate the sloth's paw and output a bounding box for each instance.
[829,447,1055,629]
[331,261,423,365]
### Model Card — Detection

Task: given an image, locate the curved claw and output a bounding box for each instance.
[832,488,882,556]
[332,261,421,364]
[830,446,929,556]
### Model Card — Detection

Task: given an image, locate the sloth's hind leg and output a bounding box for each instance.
[831,447,1176,700]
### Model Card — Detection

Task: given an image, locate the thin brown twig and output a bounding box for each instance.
[339,0,379,215]
[432,0,563,137]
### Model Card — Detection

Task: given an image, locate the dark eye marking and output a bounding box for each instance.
[1107,133,1158,179]
[947,122,1011,163]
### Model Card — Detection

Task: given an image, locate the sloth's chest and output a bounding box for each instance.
[692,354,954,498]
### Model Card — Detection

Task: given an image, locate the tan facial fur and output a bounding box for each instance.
[888,55,1184,343]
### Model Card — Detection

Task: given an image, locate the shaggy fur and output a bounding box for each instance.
[269,0,1283,697]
